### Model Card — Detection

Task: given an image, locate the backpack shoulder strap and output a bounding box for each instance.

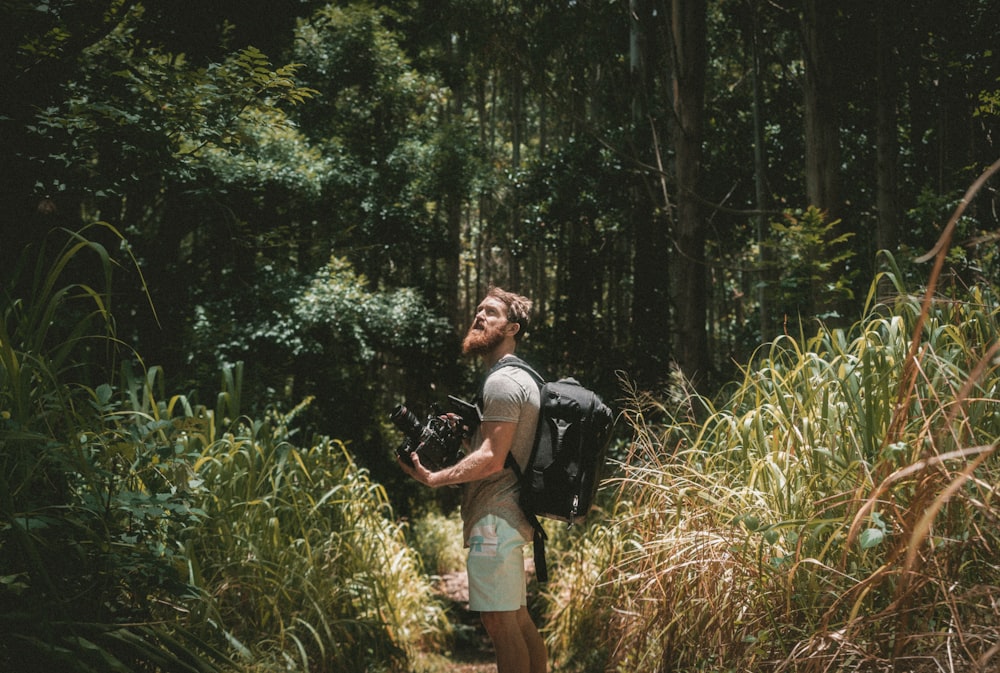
[481,355,545,475]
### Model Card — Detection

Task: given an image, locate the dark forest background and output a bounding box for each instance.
[2,2,999,672]
[4,1,997,476]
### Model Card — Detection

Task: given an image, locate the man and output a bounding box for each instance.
[399,287,547,673]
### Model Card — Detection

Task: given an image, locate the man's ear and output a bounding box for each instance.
[506,321,521,338]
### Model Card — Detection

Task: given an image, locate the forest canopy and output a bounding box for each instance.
[4,0,997,417]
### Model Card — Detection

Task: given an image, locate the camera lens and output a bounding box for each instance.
[390,404,424,441]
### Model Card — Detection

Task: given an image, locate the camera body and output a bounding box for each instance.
[390,396,480,472]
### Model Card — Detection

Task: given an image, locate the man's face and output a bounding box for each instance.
[462,296,513,356]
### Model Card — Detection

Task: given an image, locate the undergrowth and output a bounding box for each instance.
[545,263,1000,671]
[0,225,451,673]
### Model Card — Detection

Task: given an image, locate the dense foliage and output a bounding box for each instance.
[0,227,448,672]
[1,0,999,671]
[3,0,997,412]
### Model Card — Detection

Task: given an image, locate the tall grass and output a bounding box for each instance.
[178,390,451,672]
[2,225,451,672]
[546,277,999,672]
[408,509,467,577]
[0,224,226,672]
[545,166,1000,672]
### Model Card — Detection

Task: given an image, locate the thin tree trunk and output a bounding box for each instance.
[629,0,672,385]
[875,0,900,299]
[511,71,523,170]
[747,0,774,342]
[669,0,709,394]
[801,0,841,218]
[801,0,845,322]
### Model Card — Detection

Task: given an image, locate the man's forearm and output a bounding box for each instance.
[429,442,504,487]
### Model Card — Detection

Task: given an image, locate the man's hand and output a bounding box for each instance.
[398,451,439,488]
[439,412,472,450]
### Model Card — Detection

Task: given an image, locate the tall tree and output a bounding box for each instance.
[800,0,842,219]
[799,0,851,322]
[630,0,673,385]
[744,0,775,341]
[666,0,710,393]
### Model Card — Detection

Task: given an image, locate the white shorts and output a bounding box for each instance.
[466,514,527,612]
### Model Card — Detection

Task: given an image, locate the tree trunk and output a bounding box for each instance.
[746,0,775,342]
[875,0,900,295]
[801,0,846,323]
[511,70,523,170]
[668,0,709,394]
[444,39,465,330]
[801,0,842,219]
[629,0,672,385]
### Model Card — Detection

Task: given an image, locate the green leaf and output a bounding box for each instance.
[96,383,114,406]
[859,528,884,550]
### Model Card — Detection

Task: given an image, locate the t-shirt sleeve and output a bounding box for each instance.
[480,370,530,423]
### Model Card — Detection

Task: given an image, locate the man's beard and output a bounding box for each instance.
[462,323,505,356]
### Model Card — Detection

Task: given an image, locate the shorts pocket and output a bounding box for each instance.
[467,523,499,557]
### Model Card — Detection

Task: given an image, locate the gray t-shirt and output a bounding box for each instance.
[461,359,540,544]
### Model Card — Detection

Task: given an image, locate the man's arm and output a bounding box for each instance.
[400,420,516,488]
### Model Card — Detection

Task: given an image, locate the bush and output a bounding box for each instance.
[1,227,451,673]
[0,225,228,672]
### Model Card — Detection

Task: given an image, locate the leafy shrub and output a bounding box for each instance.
[1,227,451,672]
[0,225,227,672]
[765,205,857,324]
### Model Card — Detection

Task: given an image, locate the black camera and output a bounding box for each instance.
[390,396,480,472]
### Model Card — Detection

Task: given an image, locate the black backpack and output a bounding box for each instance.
[487,356,614,582]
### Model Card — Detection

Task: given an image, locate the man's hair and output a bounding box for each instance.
[487,286,533,340]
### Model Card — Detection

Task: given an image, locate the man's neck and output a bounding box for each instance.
[482,345,516,369]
